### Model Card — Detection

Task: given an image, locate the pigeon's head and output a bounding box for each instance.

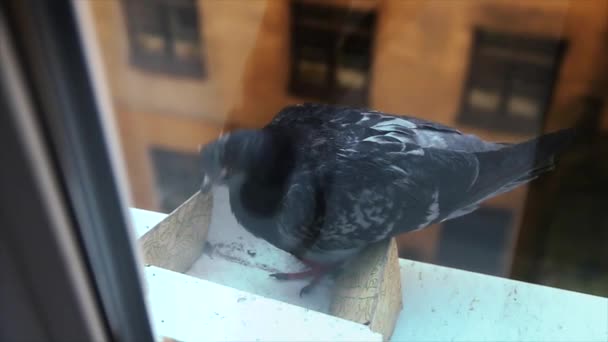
[199,129,272,193]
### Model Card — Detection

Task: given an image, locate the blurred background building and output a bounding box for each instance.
[87,0,608,296]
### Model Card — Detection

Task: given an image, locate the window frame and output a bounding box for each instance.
[122,0,207,78]
[2,0,155,340]
[288,0,376,106]
[457,28,567,134]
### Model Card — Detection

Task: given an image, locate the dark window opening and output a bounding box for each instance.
[149,147,201,213]
[289,1,376,107]
[437,207,514,277]
[122,0,206,78]
[458,28,567,134]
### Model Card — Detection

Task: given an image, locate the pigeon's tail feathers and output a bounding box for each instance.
[467,128,575,204]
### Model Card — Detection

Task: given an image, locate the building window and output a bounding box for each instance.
[458,28,566,134]
[149,147,201,213]
[289,1,376,106]
[122,0,206,78]
[437,207,514,276]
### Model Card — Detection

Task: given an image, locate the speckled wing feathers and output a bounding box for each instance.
[250,103,573,265]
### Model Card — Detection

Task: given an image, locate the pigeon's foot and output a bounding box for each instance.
[298,275,323,297]
[269,259,332,280]
[269,270,326,297]
[269,260,334,296]
[269,269,319,280]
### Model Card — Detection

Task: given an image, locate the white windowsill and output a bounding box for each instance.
[130,207,608,342]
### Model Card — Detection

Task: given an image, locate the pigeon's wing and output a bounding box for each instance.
[298,140,482,265]
[421,129,575,223]
[266,171,329,257]
[344,109,505,153]
[265,104,573,266]
[463,128,575,206]
[269,103,504,153]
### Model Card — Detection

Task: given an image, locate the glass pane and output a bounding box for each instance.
[173,40,200,60]
[508,95,540,119]
[337,50,368,69]
[468,88,501,112]
[72,0,608,340]
[129,1,164,35]
[298,60,328,85]
[299,45,327,62]
[336,66,366,89]
[137,33,166,53]
[169,6,200,42]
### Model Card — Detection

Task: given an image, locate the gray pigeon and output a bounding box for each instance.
[199,103,575,295]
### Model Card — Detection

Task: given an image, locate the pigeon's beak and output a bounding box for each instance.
[200,168,228,194]
[200,174,213,194]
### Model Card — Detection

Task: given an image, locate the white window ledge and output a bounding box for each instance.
[129,207,608,342]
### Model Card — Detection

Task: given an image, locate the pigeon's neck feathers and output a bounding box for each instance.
[224,128,293,184]
[226,128,295,224]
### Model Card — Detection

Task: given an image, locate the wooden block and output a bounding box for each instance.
[139,191,402,340]
[139,191,213,273]
[330,238,403,340]
[160,337,181,342]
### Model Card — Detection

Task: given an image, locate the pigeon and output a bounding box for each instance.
[199,103,575,295]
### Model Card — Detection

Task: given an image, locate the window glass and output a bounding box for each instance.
[75,1,608,340]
